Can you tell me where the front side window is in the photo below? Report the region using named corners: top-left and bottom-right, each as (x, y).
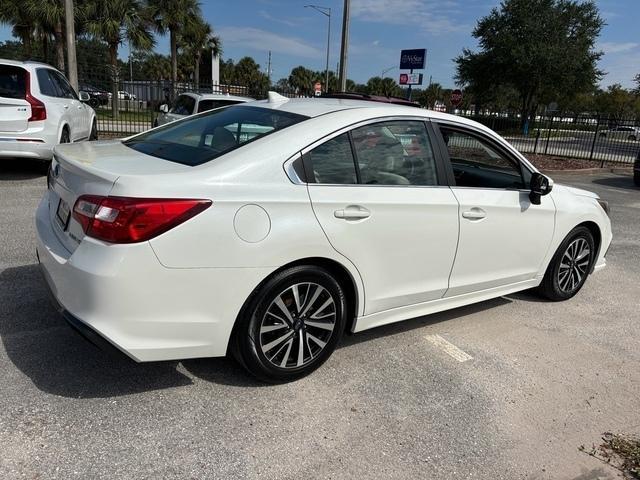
top-left (124, 105), bottom-right (308, 166)
top-left (171, 95), bottom-right (196, 115)
top-left (439, 127), bottom-right (525, 189)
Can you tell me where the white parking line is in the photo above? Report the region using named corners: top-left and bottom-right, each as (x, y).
top-left (425, 334), bottom-right (473, 362)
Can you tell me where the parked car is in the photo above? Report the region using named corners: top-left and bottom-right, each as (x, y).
top-left (36, 93), bottom-right (612, 382)
top-left (599, 125), bottom-right (640, 141)
top-left (634, 150), bottom-right (640, 186)
top-left (0, 59), bottom-right (97, 162)
top-left (79, 83), bottom-right (109, 107)
top-left (117, 90), bottom-right (136, 101)
top-left (154, 92), bottom-right (253, 127)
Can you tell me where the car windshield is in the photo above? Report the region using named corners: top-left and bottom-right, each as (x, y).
top-left (124, 105), bottom-right (308, 166)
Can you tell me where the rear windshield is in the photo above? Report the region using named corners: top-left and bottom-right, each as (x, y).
top-left (124, 105), bottom-right (308, 166)
top-left (0, 65), bottom-right (27, 99)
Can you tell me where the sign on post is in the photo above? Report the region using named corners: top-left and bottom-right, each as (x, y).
top-left (399, 73), bottom-right (423, 85)
top-left (450, 89), bottom-right (463, 107)
top-left (400, 49), bottom-right (426, 70)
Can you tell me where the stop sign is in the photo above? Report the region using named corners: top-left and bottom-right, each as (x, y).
top-left (450, 89), bottom-right (463, 107)
top-left (314, 82), bottom-right (322, 96)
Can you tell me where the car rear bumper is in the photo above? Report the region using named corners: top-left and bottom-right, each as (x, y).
top-left (0, 139), bottom-right (54, 160)
top-left (35, 192), bottom-right (273, 362)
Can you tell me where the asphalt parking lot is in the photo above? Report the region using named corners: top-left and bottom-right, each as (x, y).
top-left (1, 159), bottom-right (638, 480)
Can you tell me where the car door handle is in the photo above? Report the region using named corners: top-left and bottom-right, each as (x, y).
top-left (334, 206), bottom-right (370, 220)
top-left (63, 105), bottom-right (69, 110)
top-left (462, 208), bottom-right (486, 220)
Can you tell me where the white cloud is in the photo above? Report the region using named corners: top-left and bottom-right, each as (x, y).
top-left (599, 42), bottom-right (639, 55)
top-left (351, 0), bottom-right (468, 34)
top-left (217, 27), bottom-right (322, 59)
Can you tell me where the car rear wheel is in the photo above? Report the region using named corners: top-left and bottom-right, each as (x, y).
top-left (538, 226), bottom-right (595, 301)
top-left (232, 265), bottom-right (346, 383)
top-left (60, 128), bottom-right (70, 144)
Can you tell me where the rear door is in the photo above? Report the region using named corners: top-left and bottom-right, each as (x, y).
top-left (306, 119), bottom-right (459, 315)
top-left (49, 70), bottom-right (90, 140)
top-left (0, 64), bottom-right (30, 134)
top-left (433, 123), bottom-right (555, 296)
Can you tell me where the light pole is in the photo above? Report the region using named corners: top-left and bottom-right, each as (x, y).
top-left (338, 0), bottom-right (350, 91)
top-left (64, 0), bottom-right (78, 91)
top-left (381, 65), bottom-right (396, 79)
top-left (305, 5), bottom-right (331, 93)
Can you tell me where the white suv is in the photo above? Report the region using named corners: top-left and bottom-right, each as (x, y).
top-left (154, 92), bottom-right (253, 127)
top-left (0, 59), bottom-right (97, 162)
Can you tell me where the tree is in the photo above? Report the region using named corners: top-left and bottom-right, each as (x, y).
top-left (634, 74), bottom-right (640, 96)
top-left (0, 2), bottom-right (36, 57)
top-left (183, 19), bottom-right (221, 91)
top-left (27, 0), bottom-right (66, 72)
top-left (288, 66), bottom-right (316, 96)
top-left (415, 82), bottom-right (443, 108)
top-left (85, 0), bottom-right (155, 118)
top-left (455, 0), bottom-right (604, 125)
top-left (149, 0), bottom-right (200, 86)
top-left (365, 76), bottom-right (403, 97)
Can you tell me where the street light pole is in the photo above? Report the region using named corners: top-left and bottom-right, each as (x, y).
top-left (305, 5), bottom-right (331, 93)
top-left (64, 0), bottom-right (78, 91)
top-left (338, 0), bottom-right (350, 91)
top-left (381, 65), bottom-right (396, 78)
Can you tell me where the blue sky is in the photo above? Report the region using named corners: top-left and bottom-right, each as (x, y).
top-left (1, 0), bottom-right (638, 88)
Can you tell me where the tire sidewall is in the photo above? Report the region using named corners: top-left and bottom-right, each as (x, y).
top-left (546, 226), bottom-right (595, 300)
top-left (236, 266), bottom-right (346, 382)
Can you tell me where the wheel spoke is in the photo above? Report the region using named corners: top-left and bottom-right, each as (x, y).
top-left (309, 297), bottom-right (333, 319)
top-left (260, 323), bottom-right (289, 334)
top-left (307, 333), bottom-right (327, 349)
top-left (305, 320), bottom-right (334, 331)
top-left (291, 284), bottom-right (304, 314)
top-left (300, 285), bottom-right (323, 317)
top-left (274, 296), bottom-right (295, 327)
top-left (262, 330), bottom-right (294, 353)
top-left (279, 339), bottom-right (294, 368)
top-left (296, 329), bottom-right (305, 367)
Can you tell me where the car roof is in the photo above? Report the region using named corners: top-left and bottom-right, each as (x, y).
top-left (0, 58), bottom-right (57, 70)
top-left (241, 95), bottom-right (478, 126)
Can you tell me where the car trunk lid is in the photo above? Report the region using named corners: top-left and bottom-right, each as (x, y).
top-left (0, 64), bottom-right (30, 133)
top-left (48, 140), bottom-right (189, 253)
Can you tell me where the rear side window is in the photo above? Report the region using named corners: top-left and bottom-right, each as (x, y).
top-left (197, 99), bottom-right (244, 113)
top-left (171, 95), bottom-right (196, 115)
top-left (37, 69), bottom-right (60, 97)
top-left (307, 133), bottom-right (357, 184)
top-left (0, 65), bottom-right (26, 99)
top-left (124, 105), bottom-right (308, 166)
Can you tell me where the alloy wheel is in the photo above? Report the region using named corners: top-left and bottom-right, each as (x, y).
top-left (557, 237), bottom-right (591, 294)
top-left (259, 282), bottom-right (336, 369)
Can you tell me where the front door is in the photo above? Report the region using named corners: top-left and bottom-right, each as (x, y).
top-left (434, 124), bottom-right (555, 297)
top-left (306, 119), bottom-right (460, 315)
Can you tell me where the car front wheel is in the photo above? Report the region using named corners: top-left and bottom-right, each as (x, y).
top-left (538, 226), bottom-right (595, 301)
top-left (232, 265), bottom-right (346, 383)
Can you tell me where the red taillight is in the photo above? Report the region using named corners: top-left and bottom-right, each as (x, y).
top-left (25, 71), bottom-right (46, 122)
top-left (72, 196), bottom-right (212, 244)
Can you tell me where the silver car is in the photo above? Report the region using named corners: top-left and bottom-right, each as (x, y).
top-left (599, 125), bottom-right (640, 141)
top-left (154, 92), bottom-right (253, 127)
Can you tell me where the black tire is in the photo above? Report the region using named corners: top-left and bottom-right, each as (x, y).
top-left (60, 127), bottom-right (70, 144)
top-left (538, 226), bottom-right (596, 301)
top-left (232, 265), bottom-right (346, 383)
top-left (89, 119), bottom-right (98, 140)
top-left (634, 171), bottom-right (640, 187)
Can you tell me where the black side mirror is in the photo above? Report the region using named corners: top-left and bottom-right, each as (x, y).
top-left (530, 172), bottom-right (553, 205)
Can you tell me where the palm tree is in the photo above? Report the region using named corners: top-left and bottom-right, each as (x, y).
top-left (183, 19), bottom-right (221, 91)
top-left (26, 0), bottom-right (66, 71)
top-left (0, 3), bottom-right (35, 57)
top-left (85, 0), bottom-right (154, 118)
top-left (149, 0), bottom-right (201, 87)
top-left (288, 66), bottom-right (315, 96)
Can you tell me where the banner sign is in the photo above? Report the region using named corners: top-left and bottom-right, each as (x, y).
top-left (400, 49), bottom-right (426, 70)
top-left (399, 73), bottom-right (423, 85)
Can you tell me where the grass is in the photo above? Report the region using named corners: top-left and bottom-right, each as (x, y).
top-left (579, 433), bottom-right (640, 478)
top-left (94, 108), bottom-right (154, 122)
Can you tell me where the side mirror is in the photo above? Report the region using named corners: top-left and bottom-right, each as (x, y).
top-left (79, 91), bottom-right (91, 102)
top-left (159, 104), bottom-right (169, 114)
top-left (530, 172), bottom-right (553, 205)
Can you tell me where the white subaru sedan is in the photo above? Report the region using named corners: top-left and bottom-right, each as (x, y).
top-left (36, 93), bottom-right (612, 382)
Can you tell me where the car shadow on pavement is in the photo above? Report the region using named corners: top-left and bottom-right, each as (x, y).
top-left (0, 158), bottom-right (48, 181)
top-left (0, 264), bottom-right (194, 398)
top-left (592, 175), bottom-right (639, 191)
